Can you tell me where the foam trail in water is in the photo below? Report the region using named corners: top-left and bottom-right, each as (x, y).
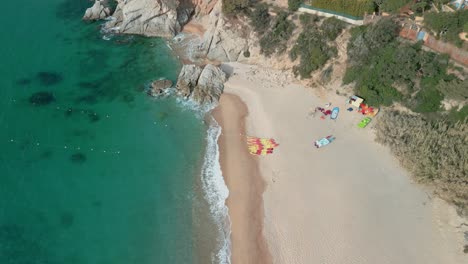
top-left (201, 117), bottom-right (231, 264)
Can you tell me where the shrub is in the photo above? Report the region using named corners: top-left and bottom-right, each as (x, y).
top-left (413, 86), bottom-right (443, 113)
top-left (260, 12), bottom-right (295, 56)
top-left (290, 25), bottom-right (337, 78)
top-left (250, 3), bottom-right (271, 34)
top-left (222, 0), bottom-right (249, 16)
top-left (320, 17), bottom-right (346, 41)
top-left (375, 111), bottom-right (468, 215)
top-left (299, 13), bottom-right (320, 26)
top-left (288, 0), bottom-right (303, 11)
top-left (424, 10), bottom-right (468, 47)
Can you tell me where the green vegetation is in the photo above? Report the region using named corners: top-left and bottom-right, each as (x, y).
top-left (346, 18), bottom-right (467, 213)
top-left (259, 12), bottom-right (296, 56)
top-left (375, 111), bottom-right (468, 215)
top-left (288, 0), bottom-right (303, 11)
top-left (250, 3), bottom-right (271, 34)
top-left (424, 9), bottom-right (468, 47)
top-left (344, 18), bottom-right (463, 112)
top-left (373, 0), bottom-right (410, 13)
top-left (222, 0), bottom-right (249, 16)
top-left (305, 0), bottom-right (374, 17)
top-left (290, 15), bottom-right (345, 78)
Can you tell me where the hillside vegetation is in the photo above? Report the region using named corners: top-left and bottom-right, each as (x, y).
top-left (345, 18), bottom-right (467, 214)
top-left (344, 18), bottom-right (466, 115)
top-left (290, 15), bottom-right (345, 78)
top-left (375, 111), bottom-right (468, 215)
top-left (424, 9), bottom-right (468, 47)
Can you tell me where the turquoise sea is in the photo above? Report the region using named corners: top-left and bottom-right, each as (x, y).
top-left (0, 0), bottom-right (228, 263)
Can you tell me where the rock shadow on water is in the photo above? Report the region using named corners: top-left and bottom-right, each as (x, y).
top-left (16, 78), bottom-right (32, 86)
top-left (39, 150), bottom-right (53, 159)
top-left (70, 152), bottom-right (86, 164)
top-left (37, 72), bottom-right (63, 86)
top-left (59, 212), bottom-right (74, 229)
top-left (87, 111), bottom-right (100, 123)
top-left (56, 0), bottom-right (90, 21)
top-left (29, 91), bottom-right (56, 106)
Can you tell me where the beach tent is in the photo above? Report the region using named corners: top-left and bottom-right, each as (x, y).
top-left (358, 103), bottom-right (379, 117)
top-left (348, 95), bottom-right (363, 108)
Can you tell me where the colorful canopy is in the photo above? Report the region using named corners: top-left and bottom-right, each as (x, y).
top-left (246, 136), bottom-right (279, 156)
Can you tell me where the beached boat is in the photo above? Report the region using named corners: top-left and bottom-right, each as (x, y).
top-left (314, 135), bottom-right (335, 148)
top-left (330, 107), bottom-right (339, 120)
top-left (358, 117), bottom-right (372, 128)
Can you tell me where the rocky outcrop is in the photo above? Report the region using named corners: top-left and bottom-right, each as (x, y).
top-left (176, 0), bottom-right (249, 62)
top-left (149, 79), bottom-right (173, 96)
top-left (104, 0), bottom-right (194, 38)
top-left (150, 64), bottom-right (226, 104)
top-left (188, 64), bottom-right (226, 103)
top-left (83, 0), bottom-right (111, 21)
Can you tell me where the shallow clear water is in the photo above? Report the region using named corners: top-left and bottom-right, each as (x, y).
top-left (0, 0), bottom-right (212, 263)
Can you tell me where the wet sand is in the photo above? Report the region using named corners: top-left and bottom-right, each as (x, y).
top-left (212, 94), bottom-right (272, 264)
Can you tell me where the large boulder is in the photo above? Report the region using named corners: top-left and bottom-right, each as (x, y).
top-left (149, 79), bottom-right (173, 96)
top-left (104, 0), bottom-right (194, 38)
top-left (83, 0), bottom-right (111, 21)
top-left (176, 64), bottom-right (203, 98)
top-left (175, 64), bottom-right (226, 104)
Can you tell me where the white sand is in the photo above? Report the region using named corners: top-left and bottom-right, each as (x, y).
top-left (220, 62), bottom-right (468, 264)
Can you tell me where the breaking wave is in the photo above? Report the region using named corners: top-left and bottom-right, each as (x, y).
top-left (201, 118), bottom-right (231, 264)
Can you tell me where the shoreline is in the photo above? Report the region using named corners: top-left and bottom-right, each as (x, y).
top-left (215, 62), bottom-right (467, 264)
top-left (212, 94), bottom-right (272, 264)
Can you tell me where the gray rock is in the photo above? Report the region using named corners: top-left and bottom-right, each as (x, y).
top-left (104, 0), bottom-right (194, 38)
top-left (175, 64), bottom-right (226, 104)
top-left (176, 65), bottom-right (203, 98)
top-left (83, 0), bottom-right (111, 21)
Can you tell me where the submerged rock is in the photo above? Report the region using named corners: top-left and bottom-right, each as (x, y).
top-left (70, 153), bottom-right (86, 164)
top-left (37, 72), bottom-right (63, 86)
top-left (83, 0), bottom-right (111, 21)
top-left (29, 91), bottom-right (56, 106)
top-left (16, 78), bottom-right (31, 86)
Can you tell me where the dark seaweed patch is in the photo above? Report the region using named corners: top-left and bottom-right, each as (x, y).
top-left (16, 78), bottom-right (31, 86)
top-left (78, 81), bottom-right (101, 89)
top-left (64, 107), bottom-right (74, 117)
top-left (87, 111), bottom-right (100, 123)
top-left (39, 150), bottom-right (53, 159)
top-left (0, 224), bottom-right (50, 263)
top-left (92, 200), bottom-right (102, 208)
top-left (59, 212), bottom-right (74, 228)
top-left (121, 93), bottom-right (135, 103)
top-left (37, 72), bottom-right (63, 86)
top-left (157, 112), bottom-right (169, 121)
top-left (70, 152), bottom-right (86, 164)
top-left (75, 94), bottom-right (98, 104)
top-left (29, 91), bottom-right (55, 106)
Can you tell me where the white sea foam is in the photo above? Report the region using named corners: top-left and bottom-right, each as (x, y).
top-left (201, 118), bottom-right (231, 264)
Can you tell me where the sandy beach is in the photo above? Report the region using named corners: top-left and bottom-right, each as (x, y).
top-left (212, 94), bottom-right (272, 264)
top-left (214, 62), bottom-right (468, 264)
